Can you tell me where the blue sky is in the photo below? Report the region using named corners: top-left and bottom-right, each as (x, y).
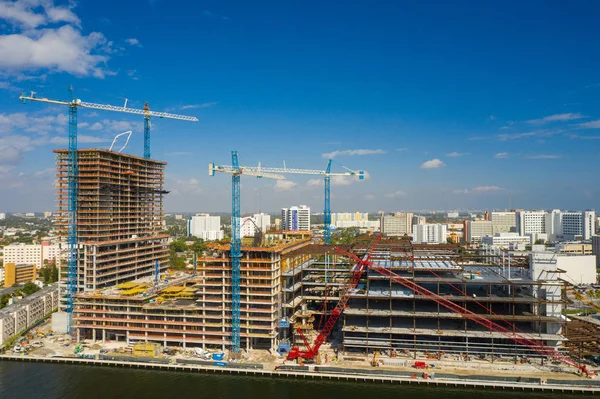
top-left (1, 1), bottom-right (599, 213)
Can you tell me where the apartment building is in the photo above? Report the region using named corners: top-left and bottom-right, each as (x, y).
top-left (281, 206), bottom-right (310, 231)
top-left (380, 212), bottom-right (413, 236)
top-left (187, 214), bottom-right (224, 240)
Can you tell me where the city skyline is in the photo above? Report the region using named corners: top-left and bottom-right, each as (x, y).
top-left (1, 1), bottom-right (600, 212)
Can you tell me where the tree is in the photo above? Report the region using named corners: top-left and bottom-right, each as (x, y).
top-left (534, 239), bottom-right (545, 245)
top-left (22, 282), bottom-right (40, 296)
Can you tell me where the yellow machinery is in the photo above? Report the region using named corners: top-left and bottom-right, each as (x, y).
top-left (370, 350), bottom-right (380, 367)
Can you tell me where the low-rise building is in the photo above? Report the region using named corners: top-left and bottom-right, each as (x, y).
top-left (381, 212), bottom-right (413, 236)
top-left (481, 233), bottom-right (530, 249)
top-left (4, 263), bottom-right (37, 287)
top-left (0, 284), bottom-right (59, 344)
top-left (554, 242), bottom-right (593, 255)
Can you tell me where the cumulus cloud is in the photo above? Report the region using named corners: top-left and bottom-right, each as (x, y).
top-left (527, 113), bottom-right (584, 125)
top-left (273, 180), bottom-right (297, 191)
top-left (494, 152), bottom-right (509, 159)
top-left (446, 152), bottom-right (465, 157)
top-left (0, 1), bottom-right (113, 78)
top-left (322, 149), bottom-right (385, 158)
top-left (125, 38), bottom-right (142, 47)
top-left (420, 159), bottom-right (445, 169)
top-left (384, 190), bottom-right (406, 198)
top-left (0, 0), bottom-right (80, 28)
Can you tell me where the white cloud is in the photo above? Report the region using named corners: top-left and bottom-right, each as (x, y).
top-left (498, 129), bottom-right (560, 140)
top-left (127, 70), bottom-right (139, 80)
top-left (0, 2), bottom-right (112, 78)
top-left (578, 120), bottom-right (600, 129)
top-left (180, 102), bottom-right (217, 110)
top-left (89, 122), bottom-right (103, 131)
top-left (454, 185), bottom-right (503, 194)
top-left (384, 190), bottom-right (406, 198)
top-left (322, 149), bottom-right (385, 158)
top-left (494, 152), bottom-right (509, 159)
top-left (167, 176), bottom-right (202, 196)
top-left (527, 113), bottom-right (584, 125)
top-left (420, 159), bottom-right (445, 169)
top-left (125, 38), bottom-right (142, 47)
top-left (0, 0), bottom-right (80, 28)
top-left (49, 134), bottom-right (109, 145)
top-left (364, 194), bottom-right (375, 200)
top-left (488, 115), bottom-right (497, 121)
top-left (306, 179), bottom-right (322, 188)
top-left (446, 152), bottom-right (465, 157)
top-left (524, 154), bottom-right (562, 159)
top-left (473, 185), bottom-right (502, 192)
top-left (273, 180), bottom-right (297, 191)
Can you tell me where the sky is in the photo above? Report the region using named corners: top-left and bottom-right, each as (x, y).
top-left (1, 1), bottom-right (600, 213)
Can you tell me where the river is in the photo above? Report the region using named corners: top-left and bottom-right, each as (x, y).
top-left (0, 362), bottom-right (586, 399)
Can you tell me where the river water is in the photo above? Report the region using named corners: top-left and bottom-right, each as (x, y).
top-left (0, 362), bottom-right (586, 399)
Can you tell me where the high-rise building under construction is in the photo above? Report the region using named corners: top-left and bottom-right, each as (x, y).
top-left (54, 149), bottom-right (169, 309)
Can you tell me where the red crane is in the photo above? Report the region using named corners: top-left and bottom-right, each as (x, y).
top-left (286, 235), bottom-right (381, 361)
top-left (335, 247), bottom-right (589, 376)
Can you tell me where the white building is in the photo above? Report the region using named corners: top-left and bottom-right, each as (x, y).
top-left (530, 253), bottom-right (596, 285)
top-left (517, 210), bottom-right (595, 242)
top-left (381, 212), bottom-right (413, 236)
top-left (447, 212), bottom-right (459, 218)
top-left (491, 212), bottom-right (516, 234)
top-left (546, 210), bottom-right (595, 241)
top-left (187, 213), bottom-right (224, 241)
top-left (281, 205), bottom-right (310, 231)
top-left (41, 242), bottom-right (63, 265)
top-left (335, 220), bottom-right (380, 230)
top-left (253, 213), bottom-right (271, 234)
top-left (516, 211), bottom-right (546, 236)
top-left (466, 221), bottom-right (493, 244)
top-left (0, 267), bottom-right (4, 283)
top-left (413, 224), bottom-right (447, 244)
top-left (0, 213), bottom-right (5, 220)
top-left (411, 216), bottom-right (427, 232)
top-left (3, 243), bottom-right (43, 269)
top-left (331, 212), bottom-right (369, 224)
top-left (481, 233), bottom-right (530, 249)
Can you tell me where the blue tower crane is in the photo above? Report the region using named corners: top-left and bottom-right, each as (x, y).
top-left (209, 152), bottom-right (285, 354)
top-left (216, 160), bottom-right (365, 244)
top-left (19, 88), bottom-right (197, 333)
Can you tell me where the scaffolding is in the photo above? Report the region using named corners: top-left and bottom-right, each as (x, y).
top-left (54, 149), bottom-right (169, 304)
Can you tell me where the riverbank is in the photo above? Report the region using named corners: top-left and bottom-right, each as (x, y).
top-left (2, 354), bottom-right (599, 395)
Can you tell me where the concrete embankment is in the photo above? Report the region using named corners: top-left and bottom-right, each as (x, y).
top-left (1, 354), bottom-right (599, 394)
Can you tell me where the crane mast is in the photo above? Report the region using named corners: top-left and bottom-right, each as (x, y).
top-left (208, 152), bottom-right (284, 355)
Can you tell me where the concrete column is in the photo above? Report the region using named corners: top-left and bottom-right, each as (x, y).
top-left (102, 329), bottom-right (106, 343)
top-left (92, 328), bottom-right (96, 343)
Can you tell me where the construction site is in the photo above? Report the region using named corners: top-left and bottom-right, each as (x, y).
top-left (54, 149), bottom-right (170, 299)
top-left (8, 91), bottom-right (600, 386)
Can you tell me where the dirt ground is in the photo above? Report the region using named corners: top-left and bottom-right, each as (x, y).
top-left (8, 320), bottom-right (592, 381)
